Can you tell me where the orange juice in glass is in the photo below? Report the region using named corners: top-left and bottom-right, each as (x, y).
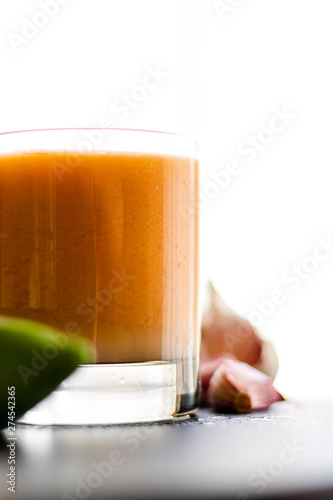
top-left (0, 129), bottom-right (200, 424)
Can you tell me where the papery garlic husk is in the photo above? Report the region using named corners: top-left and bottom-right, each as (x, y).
top-left (207, 358), bottom-right (283, 413)
top-left (201, 282), bottom-right (279, 381)
top-left (200, 353), bottom-right (236, 405)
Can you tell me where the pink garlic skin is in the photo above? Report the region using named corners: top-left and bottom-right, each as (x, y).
top-left (207, 358), bottom-right (283, 412)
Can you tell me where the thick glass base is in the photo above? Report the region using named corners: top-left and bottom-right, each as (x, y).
top-left (18, 362), bottom-right (183, 426)
top-left (178, 389), bottom-right (200, 415)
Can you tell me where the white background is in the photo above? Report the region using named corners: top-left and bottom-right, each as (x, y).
top-left (0, 0), bottom-right (332, 401)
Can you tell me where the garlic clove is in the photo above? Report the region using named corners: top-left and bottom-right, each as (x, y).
top-left (207, 358), bottom-right (283, 413)
top-left (201, 282), bottom-right (278, 380)
top-left (200, 353), bottom-right (236, 405)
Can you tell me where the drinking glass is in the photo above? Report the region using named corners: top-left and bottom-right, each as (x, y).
top-left (0, 128), bottom-right (200, 424)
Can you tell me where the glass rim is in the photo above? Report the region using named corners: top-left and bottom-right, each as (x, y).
top-left (0, 127), bottom-right (199, 147)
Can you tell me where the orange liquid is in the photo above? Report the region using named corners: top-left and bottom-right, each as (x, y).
top-left (0, 152), bottom-right (199, 369)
